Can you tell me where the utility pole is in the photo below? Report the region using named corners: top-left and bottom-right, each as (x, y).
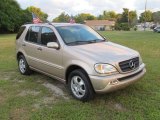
top-left (128, 10), bottom-right (130, 26)
top-left (144, 0), bottom-right (147, 31)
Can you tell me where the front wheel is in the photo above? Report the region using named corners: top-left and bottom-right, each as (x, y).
top-left (68, 69), bottom-right (94, 101)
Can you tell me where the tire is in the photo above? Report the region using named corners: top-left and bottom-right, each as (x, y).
top-left (18, 55), bottom-right (32, 75)
top-left (68, 69), bottom-right (94, 102)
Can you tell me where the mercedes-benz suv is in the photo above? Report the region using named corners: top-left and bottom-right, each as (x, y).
top-left (16, 23), bottom-right (146, 101)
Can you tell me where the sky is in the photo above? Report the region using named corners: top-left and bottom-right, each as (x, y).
top-left (16, 0), bottom-right (160, 20)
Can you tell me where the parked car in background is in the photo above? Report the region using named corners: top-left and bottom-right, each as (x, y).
top-left (153, 26), bottom-right (160, 33)
top-left (16, 23), bottom-right (146, 101)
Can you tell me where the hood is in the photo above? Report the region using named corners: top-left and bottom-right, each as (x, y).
top-left (70, 42), bottom-right (139, 63)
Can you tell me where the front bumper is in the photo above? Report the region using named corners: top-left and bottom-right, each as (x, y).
top-left (89, 63), bottom-right (146, 93)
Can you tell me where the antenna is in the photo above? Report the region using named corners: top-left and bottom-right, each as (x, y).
top-left (45, 20), bottom-right (52, 25)
top-left (44, 20), bottom-right (57, 27)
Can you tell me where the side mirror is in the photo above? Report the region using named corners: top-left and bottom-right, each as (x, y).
top-left (47, 42), bottom-right (59, 49)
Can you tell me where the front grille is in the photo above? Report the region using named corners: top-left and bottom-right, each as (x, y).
top-left (119, 57), bottom-right (139, 72)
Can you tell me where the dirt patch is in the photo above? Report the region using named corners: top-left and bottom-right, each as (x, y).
top-left (0, 95), bottom-right (4, 104)
top-left (17, 90), bottom-right (40, 97)
top-left (42, 83), bottom-right (69, 100)
top-left (33, 96), bottom-right (58, 109)
top-left (0, 71), bottom-right (16, 80)
top-left (0, 90), bottom-right (6, 103)
top-left (17, 80), bottom-right (25, 83)
top-left (107, 101), bottom-right (127, 111)
top-left (0, 74), bottom-right (11, 80)
top-left (114, 103), bottom-right (125, 111)
top-left (9, 108), bottom-right (28, 120)
top-left (33, 103), bottom-right (41, 109)
top-left (43, 96), bottom-right (56, 104)
top-left (13, 78), bottom-right (26, 83)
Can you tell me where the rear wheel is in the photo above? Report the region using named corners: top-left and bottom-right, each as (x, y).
top-left (18, 55), bottom-right (32, 75)
top-left (68, 69), bottom-right (94, 101)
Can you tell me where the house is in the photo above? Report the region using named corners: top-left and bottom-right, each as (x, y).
top-left (85, 20), bottom-right (115, 31)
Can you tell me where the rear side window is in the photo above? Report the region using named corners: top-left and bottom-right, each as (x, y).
top-left (40, 27), bottom-right (58, 46)
top-left (25, 26), bottom-right (40, 43)
top-left (16, 26), bottom-right (26, 40)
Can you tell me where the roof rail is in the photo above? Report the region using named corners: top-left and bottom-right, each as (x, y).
top-left (24, 22), bottom-right (32, 25)
top-left (23, 21), bottom-right (55, 27)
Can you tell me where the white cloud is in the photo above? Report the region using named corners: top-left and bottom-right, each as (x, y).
top-left (16, 0), bottom-right (160, 20)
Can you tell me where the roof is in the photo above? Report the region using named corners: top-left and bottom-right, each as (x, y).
top-left (52, 23), bottom-right (81, 27)
top-left (85, 20), bottom-right (115, 26)
top-left (23, 22), bottom-right (82, 27)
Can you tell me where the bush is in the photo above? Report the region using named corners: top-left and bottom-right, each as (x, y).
top-left (115, 23), bottom-right (130, 31)
top-left (134, 26), bottom-right (137, 31)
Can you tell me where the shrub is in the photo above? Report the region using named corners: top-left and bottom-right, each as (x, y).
top-left (115, 23), bottom-right (130, 31)
top-left (134, 26), bottom-right (137, 31)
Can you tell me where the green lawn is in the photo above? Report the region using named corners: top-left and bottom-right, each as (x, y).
top-left (0, 31), bottom-right (160, 120)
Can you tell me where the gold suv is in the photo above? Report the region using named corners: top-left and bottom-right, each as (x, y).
top-left (16, 23), bottom-right (146, 101)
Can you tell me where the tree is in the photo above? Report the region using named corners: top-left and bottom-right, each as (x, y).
top-left (0, 1), bottom-right (37, 33)
top-left (116, 14), bottom-right (122, 22)
top-left (98, 11), bottom-right (117, 20)
top-left (153, 11), bottom-right (160, 24)
top-left (97, 15), bottom-right (103, 20)
top-left (129, 11), bottom-right (137, 26)
top-left (75, 13), bottom-right (96, 23)
top-left (115, 8), bottom-right (134, 31)
top-left (116, 8), bottom-right (137, 28)
top-left (20, 10), bottom-right (32, 24)
top-left (139, 10), bottom-right (153, 22)
top-left (53, 12), bottom-right (70, 22)
top-left (121, 8), bottom-right (129, 23)
top-left (0, 0), bottom-right (22, 32)
top-left (26, 6), bottom-right (48, 21)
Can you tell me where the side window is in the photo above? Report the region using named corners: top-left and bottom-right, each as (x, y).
top-left (41, 27), bottom-right (58, 46)
top-left (25, 26), bottom-right (40, 43)
top-left (16, 26), bottom-right (26, 40)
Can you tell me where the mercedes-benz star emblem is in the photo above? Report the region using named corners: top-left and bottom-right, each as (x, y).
top-left (129, 60), bottom-right (135, 69)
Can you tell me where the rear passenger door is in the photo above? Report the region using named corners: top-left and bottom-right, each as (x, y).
top-left (23, 26), bottom-right (42, 68)
top-left (37, 26), bottom-right (63, 78)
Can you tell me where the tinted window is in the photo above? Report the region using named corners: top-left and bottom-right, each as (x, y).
top-left (40, 27), bottom-right (58, 46)
top-left (16, 26), bottom-right (26, 40)
top-left (25, 26), bottom-right (40, 43)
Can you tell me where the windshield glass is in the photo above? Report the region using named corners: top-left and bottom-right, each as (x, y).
top-left (56, 25), bottom-right (105, 45)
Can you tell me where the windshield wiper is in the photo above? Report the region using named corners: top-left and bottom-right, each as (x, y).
top-left (67, 39), bottom-right (105, 45)
top-left (88, 39), bottom-right (105, 43)
top-left (67, 41), bottom-right (91, 45)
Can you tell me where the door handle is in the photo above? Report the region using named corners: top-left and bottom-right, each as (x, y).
top-left (22, 43), bottom-right (26, 46)
top-left (37, 47), bottom-right (42, 51)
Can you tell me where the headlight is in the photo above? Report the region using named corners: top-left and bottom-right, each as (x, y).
top-left (139, 56), bottom-right (143, 65)
top-left (94, 64), bottom-right (117, 74)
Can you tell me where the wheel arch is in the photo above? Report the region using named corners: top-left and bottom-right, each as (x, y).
top-left (65, 64), bottom-right (95, 92)
top-left (65, 65), bottom-right (88, 84)
top-left (16, 52), bottom-right (24, 60)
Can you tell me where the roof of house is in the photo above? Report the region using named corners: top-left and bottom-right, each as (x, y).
top-left (85, 20), bottom-right (115, 26)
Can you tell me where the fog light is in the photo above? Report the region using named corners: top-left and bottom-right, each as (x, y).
top-left (109, 79), bottom-right (119, 85)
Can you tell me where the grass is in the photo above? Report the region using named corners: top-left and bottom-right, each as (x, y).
top-left (0, 31), bottom-right (160, 120)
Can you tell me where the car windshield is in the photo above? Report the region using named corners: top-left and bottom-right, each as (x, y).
top-left (56, 25), bottom-right (105, 45)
